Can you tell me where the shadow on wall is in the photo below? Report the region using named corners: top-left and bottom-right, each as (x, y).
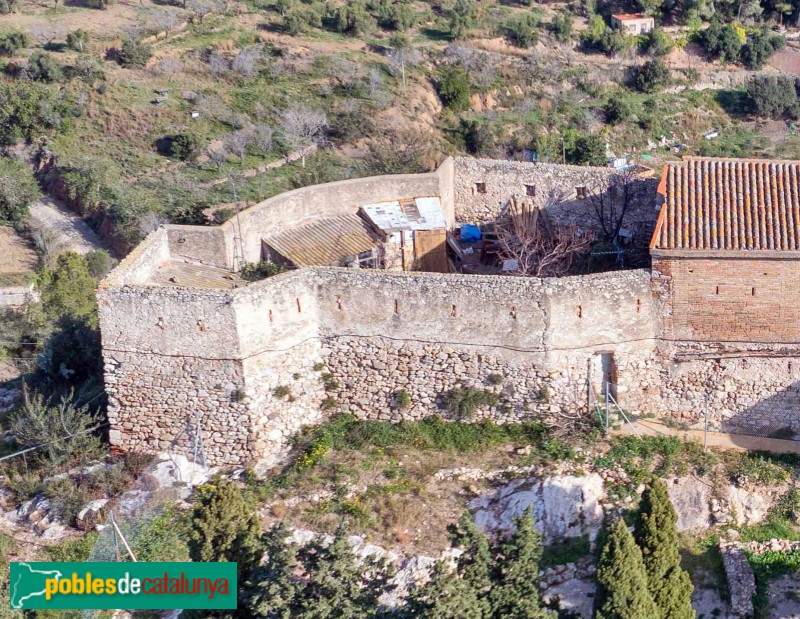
top-left (720, 379), bottom-right (800, 445)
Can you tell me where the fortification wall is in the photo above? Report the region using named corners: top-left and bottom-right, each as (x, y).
top-left (314, 268), bottom-right (661, 425)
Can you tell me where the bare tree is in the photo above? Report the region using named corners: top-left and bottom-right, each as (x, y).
top-left (207, 147), bottom-right (229, 170)
top-left (585, 169), bottom-right (647, 246)
top-left (189, 0), bottom-right (220, 22)
top-left (207, 51), bottom-right (228, 75)
top-left (159, 57), bottom-right (182, 81)
top-left (231, 46), bottom-right (261, 77)
top-left (224, 129), bottom-right (251, 164)
top-left (496, 199), bottom-right (594, 277)
top-left (387, 35), bottom-right (420, 94)
top-left (252, 124), bottom-right (273, 157)
top-left (150, 9), bottom-right (182, 38)
top-left (278, 105), bottom-right (327, 167)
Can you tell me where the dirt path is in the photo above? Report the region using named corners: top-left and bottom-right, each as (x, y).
top-left (28, 196), bottom-right (102, 256)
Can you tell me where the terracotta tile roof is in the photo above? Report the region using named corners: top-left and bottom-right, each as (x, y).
top-left (611, 13), bottom-right (651, 20)
top-left (651, 157), bottom-right (800, 251)
top-left (263, 214), bottom-right (379, 267)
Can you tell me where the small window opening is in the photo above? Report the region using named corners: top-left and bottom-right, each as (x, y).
top-left (525, 184), bottom-right (536, 197)
top-left (475, 182), bottom-right (487, 194)
top-left (576, 186), bottom-right (588, 199)
top-left (751, 287), bottom-right (756, 296)
top-left (636, 299), bottom-right (641, 313)
top-left (715, 286), bottom-right (720, 295)
top-left (451, 304), bottom-right (457, 317)
top-left (577, 305), bottom-right (583, 318)
top-left (394, 300), bottom-right (399, 315)
top-left (296, 298), bottom-right (302, 313)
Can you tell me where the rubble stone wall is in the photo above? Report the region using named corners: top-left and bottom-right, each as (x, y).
top-left (452, 158), bottom-right (661, 247)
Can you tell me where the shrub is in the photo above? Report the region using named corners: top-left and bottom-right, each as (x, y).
top-left (747, 75), bottom-right (798, 119)
top-left (37, 252), bottom-right (98, 325)
top-left (633, 58), bottom-right (670, 93)
top-left (241, 260), bottom-right (288, 281)
top-left (741, 27), bottom-right (785, 70)
top-left (321, 396), bottom-right (338, 411)
top-left (568, 133), bottom-right (606, 166)
top-left (333, 0), bottom-right (376, 36)
top-left (641, 27), bottom-right (674, 57)
top-left (701, 20), bottom-right (742, 63)
top-left (458, 118), bottom-right (496, 155)
top-left (283, 2), bottom-right (323, 35)
top-left (321, 373), bottom-right (340, 390)
top-left (38, 316), bottom-right (102, 386)
top-left (23, 51), bottom-right (64, 83)
top-left (447, 0), bottom-right (476, 40)
top-left (504, 13), bottom-right (540, 48)
top-left (156, 133), bottom-right (199, 161)
top-left (273, 385), bottom-right (292, 399)
top-left (0, 83), bottom-right (78, 145)
top-left (117, 37), bottom-right (152, 68)
top-left (605, 96), bottom-right (635, 124)
top-left (437, 66), bottom-right (471, 112)
top-left (487, 373), bottom-right (504, 385)
top-left (66, 29), bottom-right (90, 52)
top-left (550, 13), bottom-right (573, 42)
top-left (394, 389), bottom-right (411, 408)
top-left (0, 30), bottom-right (28, 56)
top-left (444, 386), bottom-right (501, 420)
top-left (7, 392), bottom-right (102, 467)
top-left (85, 249), bottom-right (117, 279)
top-left (0, 157), bottom-right (40, 224)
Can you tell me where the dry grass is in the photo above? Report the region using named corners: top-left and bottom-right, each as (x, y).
top-left (259, 443), bottom-right (522, 556)
top-left (0, 227), bottom-right (37, 279)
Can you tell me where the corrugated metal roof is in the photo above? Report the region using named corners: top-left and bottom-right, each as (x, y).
top-left (651, 157), bottom-right (800, 251)
top-left (264, 214), bottom-right (379, 267)
top-left (361, 196), bottom-right (446, 232)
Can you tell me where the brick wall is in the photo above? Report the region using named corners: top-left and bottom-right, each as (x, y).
top-left (653, 255), bottom-right (800, 342)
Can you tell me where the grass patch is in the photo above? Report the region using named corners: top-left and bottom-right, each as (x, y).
top-left (747, 549), bottom-right (800, 619)
top-left (541, 534), bottom-right (590, 568)
top-left (680, 533), bottom-right (728, 601)
top-left (740, 488), bottom-right (800, 543)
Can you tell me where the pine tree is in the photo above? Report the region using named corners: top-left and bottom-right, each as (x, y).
top-left (404, 561), bottom-right (485, 619)
top-left (633, 479), bottom-right (695, 619)
top-left (296, 522), bottom-right (385, 618)
top-left (595, 518), bottom-right (658, 619)
top-left (488, 507), bottom-right (546, 619)
top-left (248, 522), bottom-right (298, 619)
top-left (448, 511), bottom-right (493, 614)
top-left (188, 481), bottom-right (263, 579)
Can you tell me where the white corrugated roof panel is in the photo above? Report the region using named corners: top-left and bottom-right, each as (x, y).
top-left (361, 197), bottom-right (445, 232)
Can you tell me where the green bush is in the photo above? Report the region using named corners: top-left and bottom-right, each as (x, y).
top-left (85, 249), bottom-right (117, 279)
top-left (66, 29), bottom-right (90, 52)
top-left (118, 38), bottom-right (152, 67)
top-left (550, 13), bottom-right (573, 42)
top-left (394, 389), bottom-right (411, 408)
top-left (633, 59), bottom-right (670, 93)
top-left (0, 81), bottom-right (75, 145)
top-left (747, 74), bottom-right (798, 119)
top-left (742, 28), bottom-right (785, 70)
top-left (332, 0), bottom-right (376, 36)
top-left (504, 13), bottom-right (540, 48)
top-left (37, 252), bottom-right (98, 325)
top-left (0, 157), bottom-right (40, 224)
top-left (0, 30), bottom-right (28, 56)
top-left (605, 96), bottom-right (635, 124)
top-left (24, 51), bottom-right (64, 83)
top-left (640, 27), bottom-right (674, 57)
top-left (701, 20), bottom-right (742, 63)
top-left (437, 66), bottom-right (471, 112)
top-left (444, 386), bottom-right (501, 420)
top-left (157, 133), bottom-right (199, 161)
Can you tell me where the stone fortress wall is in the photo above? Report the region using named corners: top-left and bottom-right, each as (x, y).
top-left (98, 157), bottom-right (800, 468)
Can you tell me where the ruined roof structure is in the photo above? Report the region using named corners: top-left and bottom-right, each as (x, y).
top-left (651, 157), bottom-right (800, 251)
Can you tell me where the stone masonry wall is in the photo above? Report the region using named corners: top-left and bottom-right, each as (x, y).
top-left (452, 158), bottom-right (661, 248)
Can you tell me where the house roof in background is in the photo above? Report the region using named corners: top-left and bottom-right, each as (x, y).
top-left (651, 157), bottom-right (800, 251)
top-left (611, 13), bottom-right (652, 20)
top-left (361, 196), bottom-right (446, 232)
top-left (263, 214), bottom-right (379, 267)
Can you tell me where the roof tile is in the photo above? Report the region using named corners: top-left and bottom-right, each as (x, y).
top-left (651, 157), bottom-right (800, 251)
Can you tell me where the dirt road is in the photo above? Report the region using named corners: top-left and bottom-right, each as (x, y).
top-left (28, 196), bottom-right (102, 256)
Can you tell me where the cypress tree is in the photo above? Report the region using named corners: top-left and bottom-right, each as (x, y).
top-left (189, 481), bottom-right (262, 577)
top-left (595, 518), bottom-right (658, 619)
top-left (488, 506), bottom-right (546, 619)
top-left (448, 510), bottom-right (493, 614)
top-left (296, 522), bottom-right (384, 618)
top-left (404, 560), bottom-right (485, 619)
top-left (248, 522), bottom-right (298, 619)
top-left (633, 479), bottom-right (695, 619)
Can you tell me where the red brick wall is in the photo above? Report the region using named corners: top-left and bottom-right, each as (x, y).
top-left (653, 256), bottom-right (800, 342)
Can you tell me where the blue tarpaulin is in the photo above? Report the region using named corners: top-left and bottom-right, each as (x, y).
top-left (461, 224), bottom-right (481, 242)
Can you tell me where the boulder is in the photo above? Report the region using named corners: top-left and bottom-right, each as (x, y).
top-left (668, 477), bottom-right (712, 531)
top-left (77, 498), bottom-right (111, 530)
top-left (470, 474), bottom-right (605, 543)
